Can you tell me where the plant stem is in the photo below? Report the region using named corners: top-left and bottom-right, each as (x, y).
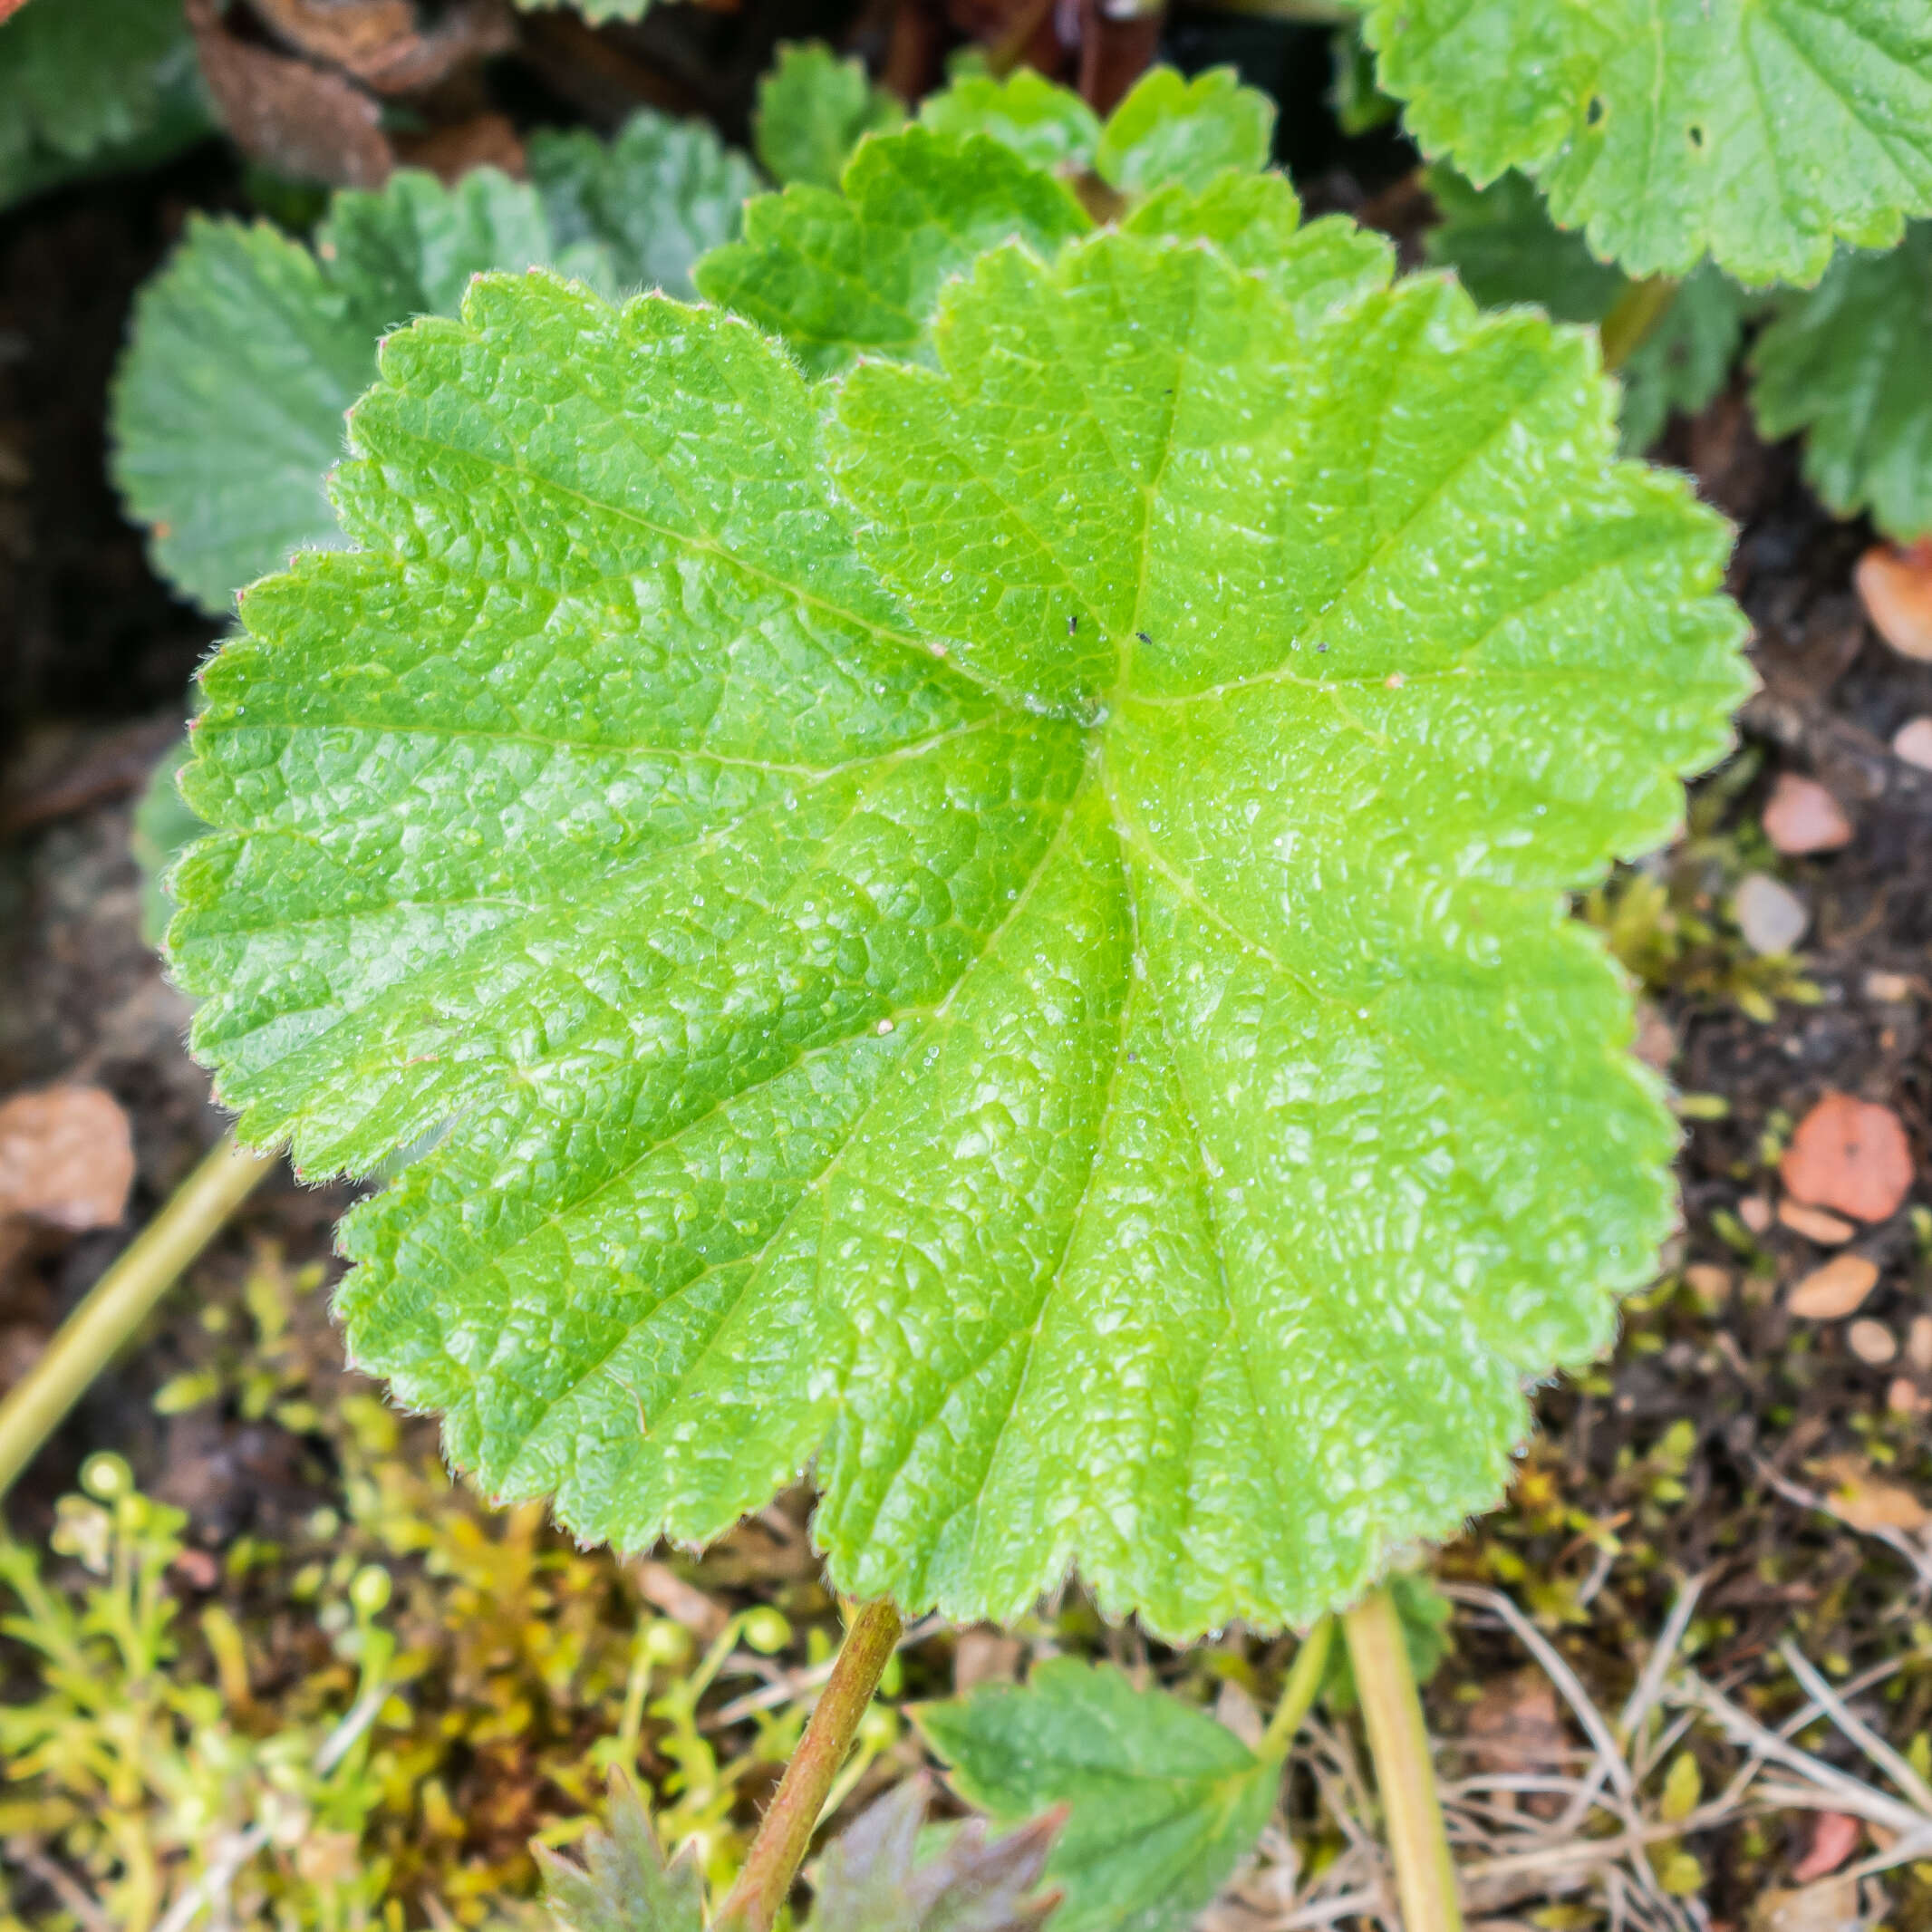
top-left (1345, 1588), bottom-right (1463, 1932)
top-left (716, 1597), bottom-right (903, 1932)
top-left (1599, 276), bottom-right (1678, 372)
top-left (1260, 1612), bottom-right (1334, 1760)
top-left (0, 1131), bottom-right (275, 1502)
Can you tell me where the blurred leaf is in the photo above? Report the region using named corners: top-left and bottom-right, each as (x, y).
top-left (1425, 163), bottom-right (1749, 450)
top-left (754, 40), bottom-right (903, 190)
top-left (918, 62), bottom-right (1100, 174)
top-left (1094, 65), bottom-right (1274, 196)
top-left (536, 1773), bottom-right (704, 1932)
top-left (130, 729), bottom-right (206, 945)
top-left (1368, 0), bottom-right (1932, 285)
top-left (919, 1660), bottom-right (1274, 1932)
top-left (1751, 225), bottom-right (1932, 542)
top-left (0, 0), bottom-right (212, 210)
top-left (529, 109), bottom-right (760, 301)
top-left (807, 1774), bottom-right (1060, 1931)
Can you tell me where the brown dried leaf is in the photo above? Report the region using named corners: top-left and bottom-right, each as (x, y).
top-left (189, 0), bottom-right (391, 187)
top-left (248, 0), bottom-right (514, 94)
top-left (0, 1085), bottom-right (135, 1232)
top-left (1781, 1093), bottom-right (1916, 1223)
top-left (1753, 1877), bottom-right (1860, 1932)
top-left (1811, 1453), bottom-right (1930, 1532)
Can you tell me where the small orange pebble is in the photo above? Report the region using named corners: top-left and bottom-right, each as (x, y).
top-left (1856, 538), bottom-right (1932, 662)
top-left (1787, 1253), bottom-right (1879, 1319)
top-left (1848, 1319), bottom-right (1898, 1366)
top-left (1761, 773), bottom-right (1853, 855)
top-left (1776, 1198), bottom-right (1856, 1245)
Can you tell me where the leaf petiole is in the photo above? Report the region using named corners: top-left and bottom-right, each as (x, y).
top-left (1258, 1612), bottom-right (1334, 1762)
top-left (1345, 1587), bottom-right (1463, 1932)
top-left (1599, 275), bottom-right (1678, 372)
top-left (715, 1597), bottom-right (904, 1932)
top-left (0, 1132), bottom-right (275, 1503)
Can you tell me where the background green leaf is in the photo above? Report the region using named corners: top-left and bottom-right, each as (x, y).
top-left (1424, 164), bottom-right (1751, 450)
top-left (1368, 0), bottom-right (1932, 285)
top-left (526, 112), bottom-right (760, 299)
top-left (113, 117), bottom-right (754, 613)
top-left (918, 63), bottom-right (1101, 175)
top-left (755, 40), bottom-right (905, 189)
top-left (0, 0), bottom-right (212, 210)
top-left (171, 218), bottom-right (1747, 1637)
top-left (1750, 225), bottom-right (1932, 541)
top-left (919, 1658), bottom-right (1277, 1932)
top-left (694, 126), bottom-right (1091, 374)
top-left (1093, 65), bottom-right (1274, 196)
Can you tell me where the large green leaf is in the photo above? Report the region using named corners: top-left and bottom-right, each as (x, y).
top-left (1751, 225), bottom-right (1932, 541)
top-left (694, 126), bottom-right (1093, 375)
top-left (169, 217), bottom-right (1747, 1638)
top-left (0, 0), bottom-right (211, 209)
top-left (1424, 164), bottom-right (1753, 451)
top-left (754, 40), bottom-right (905, 190)
top-left (113, 118), bottom-right (754, 615)
top-left (1367, 0), bottom-right (1932, 286)
top-left (919, 1659), bottom-right (1278, 1932)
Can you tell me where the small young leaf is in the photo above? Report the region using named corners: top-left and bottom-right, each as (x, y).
top-left (536, 1773), bottom-right (704, 1932)
top-left (1750, 225), bottom-right (1932, 541)
top-left (694, 126), bottom-right (1091, 375)
top-left (918, 63), bottom-right (1101, 176)
top-left (1093, 65), bottom-right (1274, 197)
top-left (526, 111), bottom-right (758, 302)
top-left (807, 1773), bottom-right (1060, 1931)
top-left (919, 1659), bottom-right (1276, 1932)
top-left (0, 0), bottom-right (211, 209)
top-left (755, 40), bottom-right (905, 190)
top-left (1367, 0), bottom-right (1932, 285)
top-left (170, 208), bottom-right (1747, 1637)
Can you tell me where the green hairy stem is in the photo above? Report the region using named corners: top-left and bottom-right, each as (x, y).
top-left (717, 1598), bottom-right (905, 1930)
